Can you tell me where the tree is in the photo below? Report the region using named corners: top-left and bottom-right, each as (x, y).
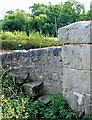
top-left (6, 10), bottom-right (14, 15)
top-left (29, 3), bottom-right (48, 17)
top-left (86, 1), bottom-right (92, 20)
top-left (2, 10), bottom-right (30, 36)
top-left (2, 0), bottom-right (90, 37)
top-left (29, 1), bottom-right (86, 36)
top-left (0, 19), bottom-right (3, 31)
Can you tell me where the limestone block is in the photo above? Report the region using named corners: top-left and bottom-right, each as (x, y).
top-left (81, 44), bottom-right (92, 70)
top-left (61, 45), bottom-right (82, 69)
top-left (58, 21), bottom-right (91, 44)
top-left (9, 69), bottom-right (28, 80)
top-left (61, 44), bottom-right (92, 70)
top-left (84, 94), bottom-right (92, 114)
top-left (23, 81), bottom-right (43, 96)
top-left (38, 95), bottom-right (54, 104)
top-left (63, 68), bottom-right (90, 93)
top-left (63, 90), bottom-right (78, 110)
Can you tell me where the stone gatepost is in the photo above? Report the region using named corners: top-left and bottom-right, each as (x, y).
top-left (58, 21), bottom-right (92, 114)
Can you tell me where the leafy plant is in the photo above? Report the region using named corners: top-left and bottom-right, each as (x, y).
top-left (1, 69), bottom-right (92, 120)
top-left (82, 114), bottom-right (92, 120)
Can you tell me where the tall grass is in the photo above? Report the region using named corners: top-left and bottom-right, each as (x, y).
top-left (0, 31), bottom-right (61, 50)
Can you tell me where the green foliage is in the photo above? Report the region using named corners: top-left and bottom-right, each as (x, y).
top-left (0, 31), bottom-right (15, 40)
top-left (29, 0), bottom-right (88, 36)
top-left (82, 114), bottom-right (92, 120)
top-left (1, 69), bottom-right (30, 119)
top-left (43, 95), bottom-right (79, 120)
top-left (1, 31), bottom-right (61, 50)
top-left (1, 0), bottom-right (91, 37)
top-left (6, 10), bottom-right (14, 15)
top-left (2, 96), bottom-right (30, 119)
top-left (2, 10), bottom-right (30, 36)
top-left (1, 70), bottom-right (92, 120)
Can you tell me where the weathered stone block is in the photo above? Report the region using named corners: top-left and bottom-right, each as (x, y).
top-left (58, 21), bottom-right (91, 44)
top-left (81, 45), bottom-right (92, 70)
top-left (61, 44), bottom-right (92, 70)
top-left (38, 95), bottom-right (54, 104)
top-left (23, 81), bottom-right (43, 96)
top-left (84, 94), bottom-right (92, 114)
top-left (63, 90), bottom-right (78, 110)
top-left (63, 68), bottom-right (90, 93)
top-left (61, 45), bottom-right (82, 69)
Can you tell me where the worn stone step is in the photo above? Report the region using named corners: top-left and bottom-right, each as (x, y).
top-left (38, 95), bottom-right (54, 104)
top-left (23, 81), bottom-right (43, 96)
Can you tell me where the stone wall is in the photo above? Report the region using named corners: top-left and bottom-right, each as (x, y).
top-left (58, 21), bottom-right (92, 114)
top-left (1, 47), bottom-right (63, 94)
top-left (1, 21), bottom-right (92, 114)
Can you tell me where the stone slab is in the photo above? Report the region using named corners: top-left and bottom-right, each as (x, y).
top-left (23, 81), bottom-right (43, 96)
top-left (63, 68), bottom-right (91, 93)
top-left (38, 95), bottom-right (54, 104)
top-left (58, 21), bottom-right (91, 44)
top-left (61, 44), bottom-right (92, 70)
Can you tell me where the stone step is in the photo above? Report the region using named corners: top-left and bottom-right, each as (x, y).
top-left (23, 81), bottom-right (43, 96)
top-left (38, 95), bottom-right (54, 104)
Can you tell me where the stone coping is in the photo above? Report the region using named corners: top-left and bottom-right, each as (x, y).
top-left (58, 21), bottom-right (91, 44)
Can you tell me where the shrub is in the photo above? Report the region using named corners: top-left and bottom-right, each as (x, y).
top-left (1, 31), bottom-right (61, 50)
top-left (1, 31), bottom-right (15, 40)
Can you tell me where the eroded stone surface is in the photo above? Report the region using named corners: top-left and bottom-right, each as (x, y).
top-left (23, 81), bottom-right (43, 95)
top-left (61, 44), bottom-right (92, 70)
top-left (58, 21), bottom-right (92, 114)
top-left (1, 47), bottom-right (63, 94)
top-left (38, 95), bottom-right (54, 104)
top-left (63, 68), bottom-right (90, 93)
top-left (58, 21), bottom-right (91, 43)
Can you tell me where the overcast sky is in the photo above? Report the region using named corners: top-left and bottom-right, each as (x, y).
top-left (0, 0), bottom-right (91, 19)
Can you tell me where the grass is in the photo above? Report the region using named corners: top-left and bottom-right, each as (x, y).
top-left (0, 31), bottom-right (61, 50)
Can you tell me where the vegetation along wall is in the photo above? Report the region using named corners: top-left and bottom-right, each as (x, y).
top-left (1, 21), bottom-right (92, 114)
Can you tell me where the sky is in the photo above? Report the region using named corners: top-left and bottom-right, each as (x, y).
top-left (0, 0), bottom-right (91, 19)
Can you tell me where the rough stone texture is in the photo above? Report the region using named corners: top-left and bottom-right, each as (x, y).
top-left (58, 21), bottom-right (91, 43)
top-left (61, 45), bottom-right (91, 70)
top-left (23, 81), bottom-right (43, 96)
top-left (38, 95), bottom-right (54, 104)
top-left (63, 68), bottom-right (90, 93)
top-left (1, 47), bottom-right (63, 94)
top-left (58, 21), bottom-right (92, 114)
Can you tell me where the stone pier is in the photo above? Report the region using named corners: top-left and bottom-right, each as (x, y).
top-left (58, 21), bottom-right (92, 114)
